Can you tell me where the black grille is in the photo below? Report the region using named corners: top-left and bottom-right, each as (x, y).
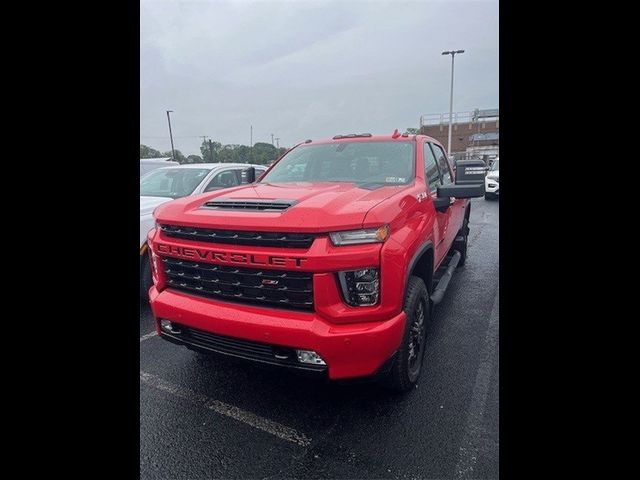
top-left (162, 257), bottom-right (314, 310)
top-left (160, 224), bottom-right (315, 249)
top-left (164, 324), bottom-right (326, 371)
top-left (202, 199), bottom-right (295, 211)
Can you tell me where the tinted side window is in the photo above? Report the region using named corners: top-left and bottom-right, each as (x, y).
top-left (204, 169), bottom-right (241, 192)
top-left (430, 143), bottom-right (452, 185)
top-left (423, 143), bottom-right (442, 193)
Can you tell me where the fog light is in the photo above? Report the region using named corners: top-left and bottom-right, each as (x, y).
top-left (160, 319), bottom-right (180, 334)
top-left (295, 349), bottom-right (326, 365)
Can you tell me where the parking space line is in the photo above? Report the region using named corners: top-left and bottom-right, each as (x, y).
top-left (140, 331), bottom-right (157, 343)
top-left (454, 285), bottom-right (499, 479)
top-left (140, 370), bottom-right (312, 447)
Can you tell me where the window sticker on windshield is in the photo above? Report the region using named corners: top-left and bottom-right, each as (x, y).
top-left (386, 176), bottom-right (405, 183)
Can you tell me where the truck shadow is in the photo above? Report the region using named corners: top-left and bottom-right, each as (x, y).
top-left (169, 312), bottom-right (445, 430)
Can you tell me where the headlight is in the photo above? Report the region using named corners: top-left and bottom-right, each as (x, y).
top-left (329, 225), bottom-right (389, 246)
top-left (338, 268), bottom-right (380, 306)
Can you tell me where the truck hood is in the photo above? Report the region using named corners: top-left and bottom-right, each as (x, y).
top-left (153, 182), bottom-right (409, 232)
top-left (140, 196), bottom-right (173, 217)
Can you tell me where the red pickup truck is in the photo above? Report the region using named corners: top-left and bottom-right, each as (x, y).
top-left (147, 132), bottom-right (485, 391)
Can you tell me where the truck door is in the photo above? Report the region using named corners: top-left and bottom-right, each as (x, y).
top-left (430, 143), bottom-right (464, 254)
top-left (423, 141), bottom-right (450, 268)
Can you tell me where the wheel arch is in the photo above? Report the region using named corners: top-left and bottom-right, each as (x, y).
top-left (405, 240), bottom-right (434, 298)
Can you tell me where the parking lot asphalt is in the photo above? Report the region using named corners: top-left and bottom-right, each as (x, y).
top-left (140, 197), bottom-right (499, 480)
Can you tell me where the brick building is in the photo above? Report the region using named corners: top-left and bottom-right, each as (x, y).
top-left (419, 108), bottom-right (499, 163)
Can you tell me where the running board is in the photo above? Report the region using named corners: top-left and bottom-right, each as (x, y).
top-left (430, 250), bottom-right (461, 305)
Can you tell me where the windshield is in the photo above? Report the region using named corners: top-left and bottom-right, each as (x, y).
top-left (140, 168), bottom-right (211, 198)
top-left (260, 141), bottom-right (415, 186)
top-left (490, 160), bottom-right (499, 171)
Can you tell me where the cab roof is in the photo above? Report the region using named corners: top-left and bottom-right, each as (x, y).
top-left (153, 162), bottom-right (265, 170)
top-left (301, 133), bottom-right (441, 146)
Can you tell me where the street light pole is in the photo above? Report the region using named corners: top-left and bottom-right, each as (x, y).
top-left (442, 49), bottom-right (465, 156)
top-left (166, 110), bottom-right (176, 161)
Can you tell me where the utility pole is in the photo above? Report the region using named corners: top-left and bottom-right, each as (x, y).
top-left (208, 139), bottom-right (215, 163)
top-left (199, 136), bottom-right (208, 162)
top-left (275, 137), bottom-right (280, 149)
top-left (199, 135), bottom-right (214, 163)
top-left (250, 125), bottom-right (253, 162)
top-left (441, 49), bottom-right (465, 156)
top-left (271, 133), bottom-right (275, 145)
top-left (166, 110), bottom-right (176, 161)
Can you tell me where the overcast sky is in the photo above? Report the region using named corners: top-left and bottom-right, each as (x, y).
top-left (140, 0), bottom-right (498, 156)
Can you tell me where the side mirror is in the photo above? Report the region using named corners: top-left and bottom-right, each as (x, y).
top-left (437, 159), bottom-right (486, 199)
top-left (243, 167), bottom-right (256, 183)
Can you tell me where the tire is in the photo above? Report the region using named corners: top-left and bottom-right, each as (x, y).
top-left (385, 276), bottom-right (430, 392)
top-left (484, 192), bottom-right (495, 200)
top-left (454, 213), bottom-right (469, 267)
top-left (140, 253), bottom-right (153, 301)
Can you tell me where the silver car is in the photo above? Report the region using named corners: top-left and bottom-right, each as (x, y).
top-left (140, 163), bottom-right (267, 299)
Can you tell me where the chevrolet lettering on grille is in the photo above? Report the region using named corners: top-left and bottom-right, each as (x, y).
top-left (155, 244), bottom-right (307, 268)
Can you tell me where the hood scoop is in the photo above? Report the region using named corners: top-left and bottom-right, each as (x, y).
top-left (202, 198), bottom-right (296, 212)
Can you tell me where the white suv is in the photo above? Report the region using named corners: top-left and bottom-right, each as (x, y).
top-left (485, 158), bottom-right (499, 200)
top-left (140, 163), bottom-right (267, 299)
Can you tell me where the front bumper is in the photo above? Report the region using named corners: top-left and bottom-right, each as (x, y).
top-left (149, 286), bottom-right (406, 380)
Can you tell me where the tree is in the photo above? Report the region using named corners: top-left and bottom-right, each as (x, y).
top-left (235, 145), bottom-right (251, 164)
top-left (200, 140), bottom-right (222, 163)
top-left (252, 142), bottom-right (277, 165)
top-left (140, 144), bottom-right (162, 158)
top-left (181, 140), bottom-right (287, 165)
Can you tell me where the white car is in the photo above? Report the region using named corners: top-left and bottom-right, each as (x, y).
top-left (140, 163), bottom-right (267, 299)
top-left (140, 158), bottom-right (179, 177)
top-left (485, 158), bottom-right (499, 200)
